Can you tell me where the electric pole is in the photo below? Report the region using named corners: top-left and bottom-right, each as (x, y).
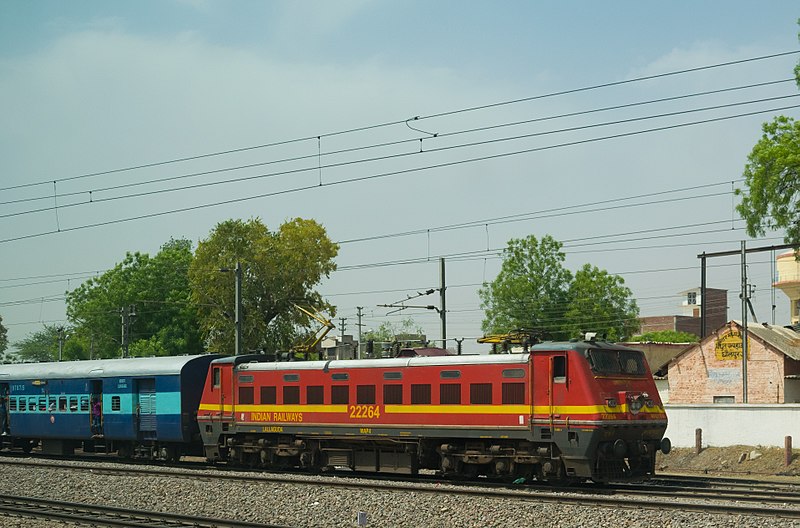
top-left (740, 241), bottom-right (748, 404)
top-left (355, 307), bottom-right (364, 359)
top-left (339, 317), bottom-right (347, 338)
top-left (440, 257), bottom-right (447, 348)
top-left (120, 304), bottom-right (136, 358)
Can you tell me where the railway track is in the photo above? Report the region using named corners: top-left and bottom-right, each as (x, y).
top-left (0, 493), bottom-right (290, 528)
top-left (2, 457), bottom-right (799, 521)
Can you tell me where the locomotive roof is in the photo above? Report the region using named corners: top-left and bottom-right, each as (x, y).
top-left (0, 354), bottom-right (217, 380)
top-left (530, 340), bottom-right (642, 353)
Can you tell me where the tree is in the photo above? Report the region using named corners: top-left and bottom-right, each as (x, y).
top-left (480, 235), bottom-right (639, 341)
top-left (364, 318), bottom-right (425, 344)
top-left (13, 324), bottom-right (85, 362)
top-left (736, 26), bottom-right (800, 248)
top-left (737, 116), bottom-right (800, 246)
top-left (189, 218), bottom-right (338, 354)
top-left (630, 330), bottom-right (698, 343)
top-left (66, 238), bottom-right (201, 358)
top-left (479, 235), bottom-right (572, 339)
top-left (0, 315), bottom-right (7, 357)
top-left (563, 264), bottom-right (640, 341)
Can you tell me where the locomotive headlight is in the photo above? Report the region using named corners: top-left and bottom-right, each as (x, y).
top-left (605, 398), bottom-right (618, 408)
top-left (628, 395), bottom-right (644, 414)
top-left (645, 399), bottom-right (655, 408)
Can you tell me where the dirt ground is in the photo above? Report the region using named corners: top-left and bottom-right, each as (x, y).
top-left (656, 445), bottom-right (800, 477)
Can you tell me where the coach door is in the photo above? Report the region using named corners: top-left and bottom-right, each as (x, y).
top-left (136, 378), bottom-right (157, 440)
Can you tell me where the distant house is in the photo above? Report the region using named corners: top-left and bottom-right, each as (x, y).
top-left (667, 321), bottom-right (800, 404)
top-left (638, 287), bottom-right (728, 338)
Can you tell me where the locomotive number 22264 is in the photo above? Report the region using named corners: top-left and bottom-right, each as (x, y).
top-left (349, 405), bottom-right (381, 419)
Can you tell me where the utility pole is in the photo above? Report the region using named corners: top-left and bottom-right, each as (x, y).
top-left (235, 262), bottom-right (243, 356)
top-left (355, 307), bottom-right (364, 359)
top-left (440, 257), bottom-right (447, 348)
top-left (338, 317), bottom-right (347, 338)
top-left (740, 241), bottom-right (748, 404)
top-left (57, 326), bottom-right (65, 362)
top-left (120, 304), bottom-right (136, 358)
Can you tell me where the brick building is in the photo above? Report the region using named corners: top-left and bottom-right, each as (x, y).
top-left (638, 287), bottom-right (728, 337)
top-left (667, 321), bottom-right (800, 404)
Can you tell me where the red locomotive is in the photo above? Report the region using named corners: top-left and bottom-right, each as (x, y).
top-left (198, 339), bottom-right (670, 482)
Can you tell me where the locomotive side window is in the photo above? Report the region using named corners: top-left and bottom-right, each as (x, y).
top-left (383, 371), bottom-right (402, 380)
top-left (411, 384), bottom-right (431, 405)
top-left (283, 386), bottom-right (300, 405)
top-left (470, 383), bottom-right (492, 404)
top-left (502, 383), bottom-right (525, 404)
top-left (212, 368), bottom-right (221, 389)
top-left (383, 384), bottom-right (403, 404)
top-left (238, 386), bottom-right (254, 405)
top-left (440, 383), bottom-right (461, 404)
top-left (331, 373), bottom-right (349, 381)
top-left (357, 385), bottom-right (376, 405)
top-left (260, 386), bottom-right (277, 404)
top-left (238, 375), bottom-right (254, 383)
top-left (307, 385), bottom-right (324, 405)
top-left (111, 396), bottom-right (121, 411)
top-left (502, 369), bottom-right (525, 378)
top-left (331, 385), bottom-right (349, 405)
top-left (440, 370), bottom-right (461, 379)
top-left (553, 356), bottom-right (566, 383)
top-left (283, 374), bottom-right (300, 382)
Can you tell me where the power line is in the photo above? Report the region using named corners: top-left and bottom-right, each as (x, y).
top-left (3, 50), bottom-right (794, 194)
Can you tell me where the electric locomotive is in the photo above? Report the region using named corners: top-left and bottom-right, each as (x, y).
top-left (197, 339), bottom-right (670, 482)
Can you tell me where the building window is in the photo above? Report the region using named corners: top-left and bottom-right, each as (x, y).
top-left (383, 384), bottom-right (402, 405)
top-left (307, 385), bottom-right (324, 405)
top-left (331, 385), bottom-right (349, 405)
top-left (260, 386), bottom-right (277, 404)
top-left (713, 396), bottom-right (735, 404)
top-left (411, 384), bottom-right (431, 405)
top-left (440, 383), bottom-right (461, 404)
top-left (687, 292), bottom-right (697, 305)
top-left (238, 386), bottom-right (254, 405)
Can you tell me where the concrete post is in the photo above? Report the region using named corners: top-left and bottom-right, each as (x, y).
top-left (695, 428), bottom-right (702, 454)
top-left (786, 436), bottom-right (793, 467)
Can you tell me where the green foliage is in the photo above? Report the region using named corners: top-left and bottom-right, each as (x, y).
top-left (737, 115), bottom-right (800, 246)
top-left (630, 330), bottom-right (699, 343)
top-left (0, 315), bottom-right (7, 356)
top-left (13, 324), bottom-right (86, 362)
top-left (563, 264), bottom-right (640, 342)
top-left (479, 235), bottom-right (572, 339)
top-left (480, 235), bottom-right (639, 341)
top-left (189, 218), bottom-right (338, 354)
top-left (66, 238), bottom-right (201, 358)
top-left (364, 318), bottom-right (425, 343)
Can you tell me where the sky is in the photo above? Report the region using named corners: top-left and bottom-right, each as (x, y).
top-left (1, 1), bottom-right (799, 355)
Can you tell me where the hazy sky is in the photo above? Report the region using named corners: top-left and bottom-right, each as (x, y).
top-left (1, 1), bottom-right (798, 354)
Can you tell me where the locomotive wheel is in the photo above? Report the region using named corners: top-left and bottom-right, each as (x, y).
top-left (21, 440), bottom-right (34, 455)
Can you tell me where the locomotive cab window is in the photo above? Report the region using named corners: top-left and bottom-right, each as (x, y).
top-left (212, 368), bottom-right (221, 389)
top-left (552, 356), bottom-right (566, 383)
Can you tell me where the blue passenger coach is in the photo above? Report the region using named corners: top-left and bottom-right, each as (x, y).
top-left (0, 355), bottom-right (219, 460)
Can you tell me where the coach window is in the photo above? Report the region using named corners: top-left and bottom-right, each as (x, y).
top-left (9, 398), bottom-right (16, 412)
top-left (440, 383), bottom-right (461, 405)
top-left (470, 383), bottom-right (492, 405)
top-left (383, 384), bottom-right (403, 405)
top-left (212, 368), bottom-right (221, 389)
top-left (331, 385), bottom-right (349, 405)
top-left (58, 396), bottom-right (67, 412)
top-left (238, 386), bottom-right (254, 405)
top-left (357, 385), bottom-right (375, 405)
top-left (80, 396), bottom-right (90, 412)
top-left (69, 397), bottom-right (78, 412)
top-left (48, 397), bottom-right (56, 412)
top-left (553, 356), bottom-right (567, 383)
top-left (260, 386), bottom-right (277, 404)
top-left (502, 383), bottom-right (525, 404)
top-left (411, 384), bottom-right (431, 405)
top-left (307, 385), bottom-right (324, 405)
top-left (38, 397), bottom-right (46, 412)
top-left (440, 370), bottom-right (461, 379)
top-left (283, 386), bottom-right (300, 405)
top-left (29, 398), bottom-right (37, 412)
top-left (283, 374), bottom-right (300, 383)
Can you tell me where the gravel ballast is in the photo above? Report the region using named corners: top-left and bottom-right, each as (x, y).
top-left (0, 459), bottom-right (797, 527)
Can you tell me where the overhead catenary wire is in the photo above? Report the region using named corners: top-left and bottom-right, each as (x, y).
top-left (2, 49), bottom-right (795, 195)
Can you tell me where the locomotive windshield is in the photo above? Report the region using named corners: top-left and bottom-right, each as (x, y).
top-left (587, 349), bottom-right (647, 376)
